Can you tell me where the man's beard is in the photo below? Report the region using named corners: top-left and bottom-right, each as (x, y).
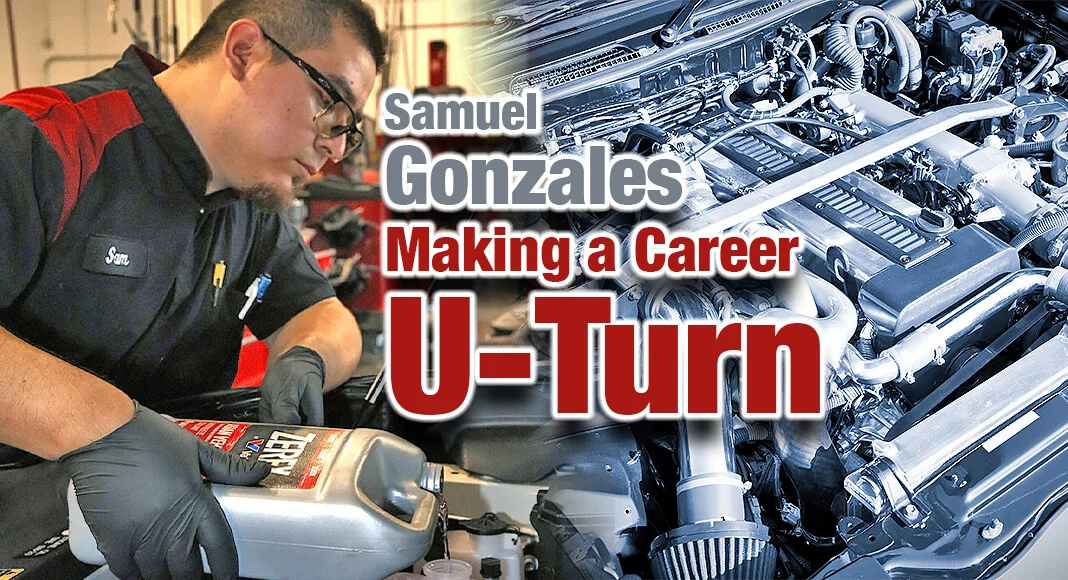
top-left (238, 182), bottom-right (296, 213)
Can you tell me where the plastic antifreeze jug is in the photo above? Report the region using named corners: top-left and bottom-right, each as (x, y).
top-left (68, 421), bottom-right (442, 580)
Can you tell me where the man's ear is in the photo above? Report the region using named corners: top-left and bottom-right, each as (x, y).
top-left (223, 19), bottom-right (271, 81)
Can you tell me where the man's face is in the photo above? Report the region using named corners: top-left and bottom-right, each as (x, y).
top-left (222, 27), bottom-right (377, 211)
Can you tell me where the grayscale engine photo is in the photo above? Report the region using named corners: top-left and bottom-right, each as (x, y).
top-left (461, 0), bottom-right (1068, 578)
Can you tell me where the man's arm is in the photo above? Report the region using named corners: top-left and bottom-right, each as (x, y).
top-left (0, 325), bottom-right (134, 459)
top-left (264, 297), bottom-right (362, 390)
top-left (0, 87), bottom-right (268, 580)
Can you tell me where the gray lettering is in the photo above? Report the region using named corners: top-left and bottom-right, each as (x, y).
top-left (647, 158), bottom-right (685, 208)
top-left (610, 159), bottom-right (645, 207)
top-left (439, 100), bottom-right (474, 130)
top-left (547, 158), bottom-right (584, 206)
top-left (471, 158), bottom-right (510, 205)
top-left (383, 92), bottom-right (410, 132)
top-left (431, 158), bottom-right (469, 207)
top-left (475, 101), bottom-right (499, 131)
top-left (526, 90), bottom-right (538, 130)
top-left (512, 159), bottom-right (546, 205)
top-left (384, 143), bottom-right (428, 207)
top-left (412, 101), bottom-right (434, 131)
top-left (502, 102), bottom-right (522, 131)
top-left (588, 143), bottom-right (607, 206)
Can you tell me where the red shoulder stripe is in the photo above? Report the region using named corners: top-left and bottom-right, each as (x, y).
top-left (0, 86), bottom-right (73, 118)
top-left (0, 88), bottom-right (144, 241)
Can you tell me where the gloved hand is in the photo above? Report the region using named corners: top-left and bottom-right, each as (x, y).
top-left (59, 403), bottom-right (271, 580)
top-left (258, 345), bottom-right (326, 425)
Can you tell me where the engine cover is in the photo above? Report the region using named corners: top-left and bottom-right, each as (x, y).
top-left (703, 120), bottom-right (1018, 338)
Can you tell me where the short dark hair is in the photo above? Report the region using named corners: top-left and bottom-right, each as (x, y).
top-left (178, 0), bottom-right (386, 71)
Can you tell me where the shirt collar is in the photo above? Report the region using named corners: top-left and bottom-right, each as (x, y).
top-left (109, 46), bottom-right (238, 210)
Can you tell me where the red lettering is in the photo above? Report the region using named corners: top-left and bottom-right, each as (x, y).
top-left (633, 225), bottom-right (665, 275)
top-left (778, 236), bottom-right (801, 271)
top-left (462, 226), bottom-right (493, 271)
top-left (601, 323), bottom-right (680, 418)
top-left (584, 235), bottom-right (618, 275)
top-left (749, 236), bottom-right (778, 274)
top-left (667, 237), bottom-right (695, 273)
top-left (685, 323), bottom-right (742, 416)
top-left (386, 291), bottom-right (475, 420)
top-left (698, 237), bottom-right (720, 272)
top-left (384, 224), bottom-right (429, 272)
top-left (530, 292), bottom-right (615, 418)
top-left (743, 323), bottom-right (823, 418)
top-left (509, 235), bottom-right (539, 273)
top-left (720, 236), bottom-right (748, 274)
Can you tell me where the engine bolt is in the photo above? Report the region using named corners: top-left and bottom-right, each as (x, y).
top-left (981, 519), bottom-right (1003, 540)
top-left (815, 202), bottom-right (826, 209)
top-left (903, 505), bottom-right (919, 518)
top-left (900, 255), bottom-right (911, 263)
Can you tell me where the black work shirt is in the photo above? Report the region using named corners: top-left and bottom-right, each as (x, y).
top-left (0, 47), bottom-right (336, 404)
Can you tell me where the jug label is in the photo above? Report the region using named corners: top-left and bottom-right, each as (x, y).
top-left (177, 420), bottom-right (345, 490)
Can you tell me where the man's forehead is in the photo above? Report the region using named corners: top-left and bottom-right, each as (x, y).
top-left (325, 72), bottom-right (357, 107)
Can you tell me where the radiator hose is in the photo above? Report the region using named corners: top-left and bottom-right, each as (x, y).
top-left (824, 23), bottom-right (864, 91)
top-left (824, 6), bottom-right (921, 92)
top-left (1011, 209), bottom-right (1068, 251)
top-left (1005, 139), bottom-right (1055, 157)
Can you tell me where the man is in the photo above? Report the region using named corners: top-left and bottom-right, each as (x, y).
top-left (0, 0), bottom-right (384, 578)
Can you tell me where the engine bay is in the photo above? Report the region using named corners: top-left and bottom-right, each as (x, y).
top-left (13, 1), bottom-right (1068, 579)
top-left (458, 0), bottom-right (1068, 577)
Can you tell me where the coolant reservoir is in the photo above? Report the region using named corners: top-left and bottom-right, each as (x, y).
top-left (68, 421), bottom-right (441, 580)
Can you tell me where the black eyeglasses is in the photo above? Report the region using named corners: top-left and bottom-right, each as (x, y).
top-left (261, 30), bottom-right (364, 160)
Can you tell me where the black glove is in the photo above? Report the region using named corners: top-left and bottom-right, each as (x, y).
top-left (60, 404), bottom-right (271, 580)
top-left (258, 345), bottom-right (326, 425)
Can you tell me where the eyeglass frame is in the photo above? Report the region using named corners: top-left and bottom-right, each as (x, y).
top-left (260, 28), bottom-right (365, 157)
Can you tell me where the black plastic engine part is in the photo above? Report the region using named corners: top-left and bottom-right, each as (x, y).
top-left (820, 385), bottom-right (1068, 579)
top-left (885, 299), bottom-right (1050, 440)
top-left (458, 513), bottom-right (511, 536)
top-left (933, 11), bottom-right (986, 67)
top-left (481, 557), bottom-right (503, 579)
top-left (529, 494), bottom-right (625, 579)
top-left (774, 420), bottom-right (846, 538)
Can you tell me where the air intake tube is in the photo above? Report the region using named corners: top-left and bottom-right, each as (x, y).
top-left (824, 6), bottom-right (922, 93)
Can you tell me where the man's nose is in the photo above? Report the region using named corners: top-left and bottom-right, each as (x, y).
top-left (317, 133), bottom-right (348, 162)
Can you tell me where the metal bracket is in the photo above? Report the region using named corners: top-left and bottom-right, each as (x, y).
top-left (668, 96), bottom-right (1015, 235)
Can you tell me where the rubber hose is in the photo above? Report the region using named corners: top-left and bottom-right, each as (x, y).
top-left (828, 383), bottom-right (864, 409)
top-left (623, 123), bottom-right (671, 151)
top-left (721, 82), bottom-right (831, 120)
top-left (733, 423), bottom-right (770, 444)
top-left (1006, 139), bottom-right (1056, 157)
top-left (895, 15), bottom-right (923, 90)
top-left (858, 322), bottom-right (877, 359)
top-left (879, 0), bottom-right (921, 22)
top-left (773, 421), bottom-right (846, 537)
top-left (1011, 209), bottom-right (1068, 251)
top-left (824, 23), bottom-right (864, 91)
top-left (1021, 44), bottom-right (1056, 89)
top-left (846, 7), bottom-right (912, 93)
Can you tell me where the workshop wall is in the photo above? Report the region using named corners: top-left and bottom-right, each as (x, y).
top-left (0, 0), bottom-right (213, 95)
top-left (0, 0), bottom-right (483, 110)
top-left (366, 0), bottom-right (485, 120)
